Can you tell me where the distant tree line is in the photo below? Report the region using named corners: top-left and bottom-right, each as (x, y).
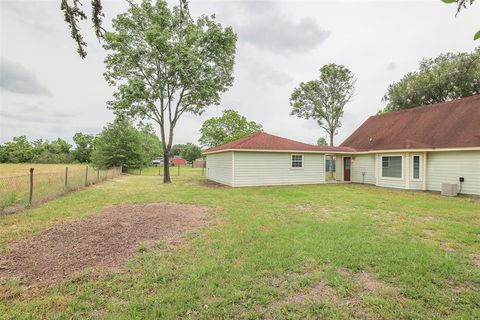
top-left (0, 116), bottom-right (208, 170)
top-left (0, 117), bottom-right (162, 170)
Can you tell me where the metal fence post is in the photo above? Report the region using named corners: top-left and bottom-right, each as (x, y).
top-left (85, 166), bottom-right (88, 186)
top-left (178, 165), bottom-right (180, 176)
top-left (65, 167), bottom-right (68, 188)
top-left (29, 168), bottom-right (34, 206)
top-left (97, 167), bottom-right (100, 181)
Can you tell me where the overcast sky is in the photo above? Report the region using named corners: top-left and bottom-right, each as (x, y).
top-left (0, 0), bottom-right (478, 146)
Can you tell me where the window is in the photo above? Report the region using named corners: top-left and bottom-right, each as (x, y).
top-left (381, 156), bottom-right (402, 178)
top-left (291, 154), bottom-right (303, 168)
top-left (412, 155), bottom-right (420, 180)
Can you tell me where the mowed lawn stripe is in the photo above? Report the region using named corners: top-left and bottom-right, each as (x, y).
top-left (0, 168), bottom-right (479, 319)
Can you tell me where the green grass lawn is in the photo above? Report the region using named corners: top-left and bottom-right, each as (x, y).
top-left (1, 167), bottom-right (479, 319)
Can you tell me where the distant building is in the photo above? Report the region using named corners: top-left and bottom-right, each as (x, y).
top-left (170, 155), bottom-right (187, 166)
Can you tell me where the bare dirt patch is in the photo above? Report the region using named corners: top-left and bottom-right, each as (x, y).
top-left (199, 179), bottom-right (226, 188)
top-left (267, 268), bottom-right (399, 319)
top-left (0, 203), bottom-right (208, 286)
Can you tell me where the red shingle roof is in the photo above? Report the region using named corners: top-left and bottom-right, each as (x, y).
top-left (341, 95), bottom-right (480, 151)
top-left (204, 132), bottom-right (355, 153)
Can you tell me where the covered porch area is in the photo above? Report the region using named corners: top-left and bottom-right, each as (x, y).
top-left (324, 154), bottom-right (355, 183)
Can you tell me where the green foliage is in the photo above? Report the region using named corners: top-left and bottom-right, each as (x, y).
top-left (91, 117), bottom-right (144, 169)
top-left (170, 144), bottom-right (184, 157)
top-left (169, 143), bottom-right (202, 162)
top-left (180, 143), bottom-right (202, 162)
top-left (382, 48), bottom-right (480, 112)
top-left (137, 123), bottom-right (163, 166)
top-left (91, 118), bottom-right (162, 169)
top-left (290, 63), bottom-right (356, 146)
top-left (0, 137), bottom-right (74, 164)
top-left (0, 136), bottom-right (34, 163)
top-left (103, 0), bottom-right (236, 182)
top-left (199, 109), bottom-right (263, 148)
top-left (317, 137), bottom-right (328, 146)
top-left (73, 133), bottom-right (95, 163)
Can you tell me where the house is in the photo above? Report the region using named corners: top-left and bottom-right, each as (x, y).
top-left (170, 155), bottom-right (187, 166)
top-left (204, 95), bottom-right (480, 195)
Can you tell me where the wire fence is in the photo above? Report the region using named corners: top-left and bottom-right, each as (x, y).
top-left (0, 166), bottom-right (122, 214)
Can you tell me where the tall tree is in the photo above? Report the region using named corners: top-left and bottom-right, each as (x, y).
top-left (382, 48), bottom-right (480, 112)
top-left (199, 109), bottom-right (263, 148)
top-left (73, 132), bottom-right (95, 163)
top-left (290, 63), bottom-right (355, 178)
top-left (137, 123), bottom-right (163, 166)
top-left (104, 0), bottom-right (236, 183)
top-left (180, 143), bottom-right (202, 162)
top-left (91, 117), bottom-right (144, 169)
top-left (317, 137), bottom-right (328, 146)
top-left (60, 0), bottom-right (190, 58)
top-left (290, 64), bottom-right (356, 147)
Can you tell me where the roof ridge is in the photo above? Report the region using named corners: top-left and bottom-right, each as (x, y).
top-left (376, 95), bottom-right (480, 118)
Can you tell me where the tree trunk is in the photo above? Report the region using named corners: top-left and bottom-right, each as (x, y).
top-left (329, 132), bottom-right (334, 179)
top-left (163, 152), bottom-right (171, 183)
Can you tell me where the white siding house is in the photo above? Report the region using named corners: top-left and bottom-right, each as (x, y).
top-left (233, 152), bottom-right (325, 187)
top-left (204, 96), bottom-right (480, 195)
top-left (206, 152), bottom-right (233, 186)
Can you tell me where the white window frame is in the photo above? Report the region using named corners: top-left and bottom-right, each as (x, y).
top-left (411, 154), bottom-right (422, 181)
top-left (380, 154), bottom-right (404, 180)
top-left (291, 154), bottom-right (304, 169)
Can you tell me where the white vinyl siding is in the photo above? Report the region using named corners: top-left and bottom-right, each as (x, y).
top-left (426, 151), bottom-right (480, 195)
top-left (233, 152), bottom-right (325, 187)
top-left (206, 152), bottom-right (233, 186)
top-left (351, 154), bottom-right (376, 184)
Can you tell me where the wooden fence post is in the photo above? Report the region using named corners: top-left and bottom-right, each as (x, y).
top-left (29, 168), bottom-right (34, 206)
top-left (65, 167), bottom-right (68, 188)
top-left (85, 166), bottom-right (88, 186)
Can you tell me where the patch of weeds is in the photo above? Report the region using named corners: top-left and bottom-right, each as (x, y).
top-left (137, 242), bottom-right (149, 253)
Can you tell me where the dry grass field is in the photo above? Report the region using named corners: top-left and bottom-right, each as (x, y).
top-left (0, 164), bottom-right (121, 212)
top-left (0, 163), bottom-right (88, 178)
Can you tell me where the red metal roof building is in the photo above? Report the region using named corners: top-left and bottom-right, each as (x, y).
top-left (170, 156), bottom-right (187, 166)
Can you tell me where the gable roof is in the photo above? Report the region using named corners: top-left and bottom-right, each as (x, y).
top-left (204, 132), bottom-right (355, 154)
top-left (341, 95), bottom-right (480, 151)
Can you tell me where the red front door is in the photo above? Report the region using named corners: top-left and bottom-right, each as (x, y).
top-left (344, 157), bottom-right (351, 181)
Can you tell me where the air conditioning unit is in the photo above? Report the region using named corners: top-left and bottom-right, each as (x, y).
top-left (441, 183), bottom-right (458, 197)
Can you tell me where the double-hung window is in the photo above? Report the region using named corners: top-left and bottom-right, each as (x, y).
top-left (381, 156), bottom-right (402, 178)
top-left (291, 154), bottom-right (303, 168)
